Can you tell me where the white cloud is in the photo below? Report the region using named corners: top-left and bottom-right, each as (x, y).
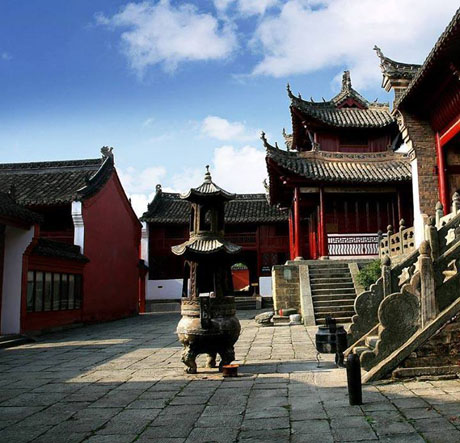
top-left (118, 144), bottom-right (267, 215)
top-left (97, 0), bottom-right (237, 74)
top-left (1, 52), bottom-right (11, 61)
top-left (214, 0), bottom-right (278, 16)
top-left (251, 0), bottom-right (460, 88)
top-left (142, 117), bottom-right (155, 127)
top-left (201, 115), bottom-right (259, 141)
top-left (171, 145), bottom-right (267, 194)
top-left (118, 165), bottom-right (167, 194)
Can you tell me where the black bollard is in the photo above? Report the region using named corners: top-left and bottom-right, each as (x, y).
top-left (346, 353), bottom-right (362, 405)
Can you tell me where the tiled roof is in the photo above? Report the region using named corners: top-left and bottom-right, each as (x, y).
top-left (288, 71), bottom-right (394, 129)
top-left (32, 238), bottom-right (89, 262)
top-left (0, 192), bottom-right (43, 225)
top-left (0, 150), bottom-right (114, 206)
top-left (265, 143), bottom-right (412, 184)
top-left (171, 237), bottom-right (241, 256)
top-left (181, 167), bottom-right (235, 202)
top-left (397, 8), bottom-right (460, 107)
top-left (141, 191), bottom-right (287, 224)
top-left (374, 46), bottom-right (421, 84)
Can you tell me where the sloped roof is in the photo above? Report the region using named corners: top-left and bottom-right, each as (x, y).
top-left (171, 237), bottom-right (241, 256)
top-left (32, 238), bottom-right (89, 262)
top-left (0, 149), bottom-right (114, 206)
top-left (288, 71), bottom-right (394, 129)
top-left (181, 166), bottom-right (235, 202)
top-left (265, 143), bottom-right (411, 184)
top-left (0, 192), bottom-right (43, 225)
top-left (141, 191), bottom-right (287, 224)
top-left (374, 46), bottom-right (421, 89)
top-left (397, 8), bottom-right (460, 107)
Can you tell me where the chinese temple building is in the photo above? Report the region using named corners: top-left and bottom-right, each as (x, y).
top-left (0, 148), bottom-right (141, 334)
top-left (140, 187), bottom-right (289, 307)
top-left (376, 8), bottom-right (460, 243)
top-left (264, 71), bottom-right (414, 260)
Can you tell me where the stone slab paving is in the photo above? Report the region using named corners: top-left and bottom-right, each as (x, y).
top-left (0, 312), bottom-right (459, 442)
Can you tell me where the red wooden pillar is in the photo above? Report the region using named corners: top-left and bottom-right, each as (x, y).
top-left (436, 131), bottom-right (449, 214)
top-left (397, 190), bottom-right (402, 223)
top-left (293, 187), bottom-right (301, 258)
top-left (288, 209), bottom-right (295, 260)
top-left (319, 187), bottom-right (328, 257)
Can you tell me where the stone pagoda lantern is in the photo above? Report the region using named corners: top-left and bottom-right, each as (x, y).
top-left (173, 166), bottom-right (242, 374)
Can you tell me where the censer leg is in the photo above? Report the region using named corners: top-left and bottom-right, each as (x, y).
top-left (316, 352), bottom-right (321, 368)
top-left (182, 345), bottom-right (198, 374)
top-left (206, 352), bottom-right (217, 368)
top-left (218, 346), bottom-right (235, 372)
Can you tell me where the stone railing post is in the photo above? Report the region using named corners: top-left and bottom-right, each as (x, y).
top-left (381, 255), bottom-right (392, 297)
top-left (435, 201), bottom-right (444, 228)
top-left (377, 230), bottom-right (383, 258)
top-left (387, 225), bottom-right (394, 256)
top-left (424, 216), bottom-right (439, 260)
top-left (452, 192), bottom-right (460, 215)
top-left (418, 241), bottom-right (437, 328)
top-left (399, 219), bottom-right (406, 254)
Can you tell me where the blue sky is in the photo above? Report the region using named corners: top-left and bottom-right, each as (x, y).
top-left (0, 0), bottom-right (458, 215)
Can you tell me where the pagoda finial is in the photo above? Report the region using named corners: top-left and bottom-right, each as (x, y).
top-left (204, 165), bottom-right (212, 183)
top-left (342, 70), bottom-right (352, 92)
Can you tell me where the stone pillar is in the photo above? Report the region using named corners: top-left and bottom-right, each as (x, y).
top-left (381, 255), bottom-right (392, 297)
top-left (418, 241), bottom-right (437, 328)
top-left (387, 225), bottom-right (394, 256)
top-left (435, 201), bottom-right (444, 229)
top-left (399, 219), bottom-right (406, 254)
top-left (424, 216), bottom-right (439, 260)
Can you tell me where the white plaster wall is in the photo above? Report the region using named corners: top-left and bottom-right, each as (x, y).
top-left (1, 226), bottom-right (34, 334)
top-left (71, 201), bottom-right (85, 253)
top-left (259, 276), bottom-right (272, 297)
top-left (411, 157), bottom-right (425, 247)
top-left (146, 279), bottom-right (182, 300)
top-left (141, 222), bottom-right (149, 264)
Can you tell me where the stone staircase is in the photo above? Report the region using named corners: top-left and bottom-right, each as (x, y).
top-left (309, 262), bottom-right (357, 324)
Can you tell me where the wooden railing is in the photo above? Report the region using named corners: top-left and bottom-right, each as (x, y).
top-left (327, 233), bottom-right (380, 256)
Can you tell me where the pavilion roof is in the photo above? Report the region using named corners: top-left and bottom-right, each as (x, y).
top-left (171, 237), bottom-right (241, 256)
top-left (0, 192), bottom-right (43, 225)
top-left (265, 141), bottom-right (412, 184)
top-left (0, 148), bottom-right (114, 206)
top-left (288, 71), bottom-right (394, 129)
top-left (141, 190), bottom-right (287, 225)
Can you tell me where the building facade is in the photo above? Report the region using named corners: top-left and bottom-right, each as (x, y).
top-left (264, 72), bottom-right (414, 260)
top-left (0, 148), bottom-right (142, 334)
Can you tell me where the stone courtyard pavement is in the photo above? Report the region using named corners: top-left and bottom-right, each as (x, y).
top-left (0, 312), bottom-right (459, 443)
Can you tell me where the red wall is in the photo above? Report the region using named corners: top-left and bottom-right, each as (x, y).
top-left (82, 172), bottom-right (141, 322)
top-left (232, 269), bottom-right (249, 290)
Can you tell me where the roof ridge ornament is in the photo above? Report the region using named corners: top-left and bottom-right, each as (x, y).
top-left (101, 146), bottom-right (114, 160)
top-left (156, 184), bottom-right (162, 194)
top-left (342, 70), bottom-right (352, 92)
top-left (286, 83), bottom-right (295, 99)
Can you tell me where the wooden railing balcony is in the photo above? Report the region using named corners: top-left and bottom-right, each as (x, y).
top-left (328, 233), bottom-right (380, 256)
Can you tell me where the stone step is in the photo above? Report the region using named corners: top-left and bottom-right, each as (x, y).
top-left (316, 310), bottom-right (355, 319)
top-left (310, 277), bottom-right (354, 284)
top-left (315, 305), bottom-right (355, 313)
top-left (365, 335), bottom-right (379, 349)
top-left (311, 287), bottom-right (356, 295)
top-left (309, 271), bottom-right (352, 278)
top-left (313, 296), bottom-right (356, 304)
top-left (316, 316), bottom-right (352, 324)
top-left (310, 282), bottom-right (355, 290)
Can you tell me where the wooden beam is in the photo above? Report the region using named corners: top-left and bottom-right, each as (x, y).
top-left (436, 131), bottom-right (449, 214)
top-left (439, 114), bottom-right (460, 147)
